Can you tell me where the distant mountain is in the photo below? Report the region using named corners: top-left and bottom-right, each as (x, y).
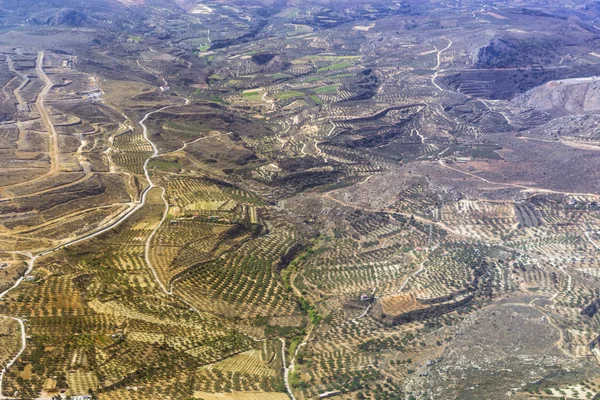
top-left (474, 36), bottom-right (560, 68)
top-left (28, 8), bottom-right (87, 26)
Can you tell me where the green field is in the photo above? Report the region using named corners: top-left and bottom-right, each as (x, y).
top-left (328, 73), bottom-right (354, 79)
top-left (318, 62), bottom-right (353, 72)
top-left (314, 85), bottom-right (339, 94)
top-left (275, 91), bottom-right (305, 100)
top-left (309, 95), bottom-right (323, 104)
top-left (149, 158), bottom-right (182, 173)
top-left (242, 90), bottom-right (263, 101)
top-left (287, 337), bottom-right (302, 361)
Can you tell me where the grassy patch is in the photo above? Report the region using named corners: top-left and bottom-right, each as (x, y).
top-left (274, 91), bottom-right (304, 100)
top-left (287, 337), bottom-right (302, 361)
top-left (148, 158), bottom-right (182, 173)
top-left (241, 90), bottom-right (263, 101)
top-left (242, 94), bottom-right (262, 101)
top-left (318, 62), bottom-right (352, 72)
top-left (314, 85), bottom-right (339, 94)
top-left (242, 90), bottom-right (261, 96)
top-left (309, 95), bottom-right (322, 104)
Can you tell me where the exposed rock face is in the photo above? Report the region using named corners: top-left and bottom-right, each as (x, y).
top-left (525, 114), bottom-right (600, 138)
top-left (513, 78), bottom-right (600, 115)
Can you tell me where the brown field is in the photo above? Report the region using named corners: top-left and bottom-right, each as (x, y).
top-left (380, 293), bottom-right (426, 315)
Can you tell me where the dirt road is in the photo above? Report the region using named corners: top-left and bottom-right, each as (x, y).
top-left (36, 51), bottom-right (60, 176)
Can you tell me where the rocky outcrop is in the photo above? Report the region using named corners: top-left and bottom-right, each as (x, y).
top-left (581, 298), bottom-right (600, 318)
top-left (513, 77), bottom-right (600, 115)
top-left (474, 36), bottom-right (559, 69)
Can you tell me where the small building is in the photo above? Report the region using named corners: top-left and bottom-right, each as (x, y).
top-left (111, 329), bottom-right (124, 340)
top-left (319, 391), bottom-right (341, 398)
top-left (160, 85), bottom-right (170, 92)
top-left (360, 294), bottom-right (370, 301)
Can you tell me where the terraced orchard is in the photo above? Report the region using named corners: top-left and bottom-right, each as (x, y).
top-left (4, 0), bottom-right (600, 399)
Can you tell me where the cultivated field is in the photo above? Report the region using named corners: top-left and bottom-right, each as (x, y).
top-left (2, 0), bottom-right (600, 399)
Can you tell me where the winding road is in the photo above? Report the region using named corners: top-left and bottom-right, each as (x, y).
top-left (0, 253), bottom-right (35, 399)
top-left (0, 317), bottom-right (26, 400)
top-left (397, 258), bottom-right (428, 293)
top-left (0, 99), bottom-right (186, 398)
top-left (431, 38), bottom-right (452, 91)
top-left (2, 52), bottom-right (59, 192)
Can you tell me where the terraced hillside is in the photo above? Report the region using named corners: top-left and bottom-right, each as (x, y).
top-left (1, 0), bottom-right (600, 399)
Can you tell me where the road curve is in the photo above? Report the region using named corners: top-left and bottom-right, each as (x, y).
top-left (0, 102), bottom-right (183, 398)
top-left (0, 317), bottom-right (26, 400)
